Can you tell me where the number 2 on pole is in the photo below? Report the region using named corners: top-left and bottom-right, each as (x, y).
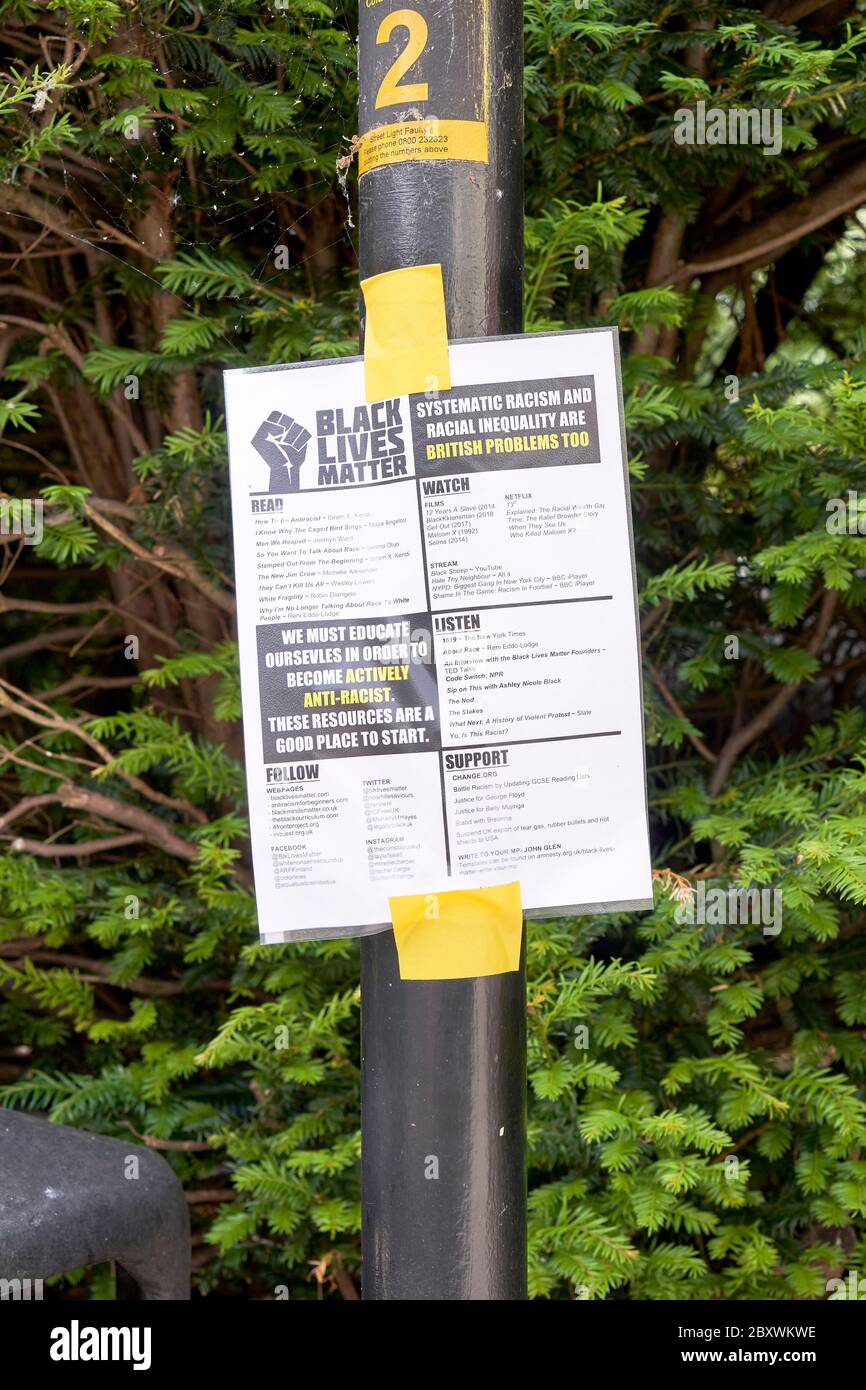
top-left (375, 10), bottom-right (429, 109)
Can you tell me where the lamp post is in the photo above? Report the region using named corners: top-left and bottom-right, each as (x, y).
top-left (357, 0), bottom-right (527, 1301)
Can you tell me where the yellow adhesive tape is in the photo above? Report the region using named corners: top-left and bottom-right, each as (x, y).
top-left (360, 263), bottom-right (451, 404)
top-left (389, 882), bottom-right (523, 981)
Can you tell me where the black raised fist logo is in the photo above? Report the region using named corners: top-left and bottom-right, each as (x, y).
top-left (251, 411), bottom-right (311, 493)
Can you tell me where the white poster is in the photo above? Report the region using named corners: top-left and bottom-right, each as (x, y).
top-left (224, 328), bottom-right (653, 942)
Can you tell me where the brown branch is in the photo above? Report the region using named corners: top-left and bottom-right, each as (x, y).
top-left (640, 598), bottom-right (672, 640)
top-left (0, 313), bottom-right (151, 456)
top-left (764, 0), bottom-right (839, 22)
top-left (0, 601), bottom-right (180, 662)
top-left (0, 942), bottom-right (233, 996)
top-left (45, 325), bottom-right (151, 457)
top-left (632, 212), bottom-right (687, 356)
top-left (0, 185), bottom-right (153, 261)
top-left (60, 782), bottom-right (201, 861)
top-left (5, 832), bottom-right (144, 857)
top-left (0, 596), bottom-right (113, 615)
top-left (0, 676), bottom-right (208, 823)
top-left (124, 1124), bottom-right (214, 1151)
top-left (0, 793), bottom-right (62, 830)
top-left (0, 623), bottom-right (123, 665)
top-left (88, 498), bottom-right (139, 521)
top-left (708, 589), bottom-right (838, 797)
top-left (710, 1123), bottom-right (771, 1163)
top-left (333, 1261), bottom-right (360, 1300)
top-left (87, 597), bottom-right (184, 654)
top-left (648, 663), bottom-right (718, 765)
top-left (0, 781), bottom-right (199, 862)
top-left (0, 186), bottom-right (94, 251)
top-left (34, 674), bottom-right (140, 700)
top-left (140, 1136), bottom-right (214, 1151)
top-left (677, 160), bottom-right (866, 285)
top-left (84, 504), bottom-right (236, 616)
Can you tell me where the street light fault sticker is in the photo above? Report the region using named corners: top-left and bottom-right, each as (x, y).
top-left (358, 0), bottom-right (489, 176)
top-left (225, 330), bottom-right (653, 943)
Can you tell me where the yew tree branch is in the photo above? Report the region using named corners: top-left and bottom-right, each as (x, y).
top-left (708, 589), bottom-right (838, 797)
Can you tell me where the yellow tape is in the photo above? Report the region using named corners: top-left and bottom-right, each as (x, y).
top-left (363, 261), bottom-right (512, 981)
top-left (361, 263), bottom-right (451, 403)
top-left (358, 119), bottom-right (489, 176)
top-left (389, 883), bottom-right (523, 980)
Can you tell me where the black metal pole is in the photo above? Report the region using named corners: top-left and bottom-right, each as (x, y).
top-left (358, 0), bottom-right (527, 1300)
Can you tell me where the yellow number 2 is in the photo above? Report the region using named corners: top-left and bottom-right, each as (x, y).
top-left (375, 9), bottom-right (429, 109)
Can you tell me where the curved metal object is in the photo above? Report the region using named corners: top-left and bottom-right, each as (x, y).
top-left (358, 0), bottom-right (527, 1301)
top-left (0, 1110), bottom-right (190, 1299)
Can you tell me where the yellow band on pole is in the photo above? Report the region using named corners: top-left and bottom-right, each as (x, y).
top-left (360, 263), bottom-right (451, 403)
top-left (389, 883), bottom-right (523, 981)
top-left (358, 119), bottom-right (489, 176)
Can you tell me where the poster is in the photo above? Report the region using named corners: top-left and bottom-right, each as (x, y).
top-left (224, 328), bottom-right (653, 942)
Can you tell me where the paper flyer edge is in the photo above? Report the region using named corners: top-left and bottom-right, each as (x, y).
top-left (258, 896), bottom-right (657, 945)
